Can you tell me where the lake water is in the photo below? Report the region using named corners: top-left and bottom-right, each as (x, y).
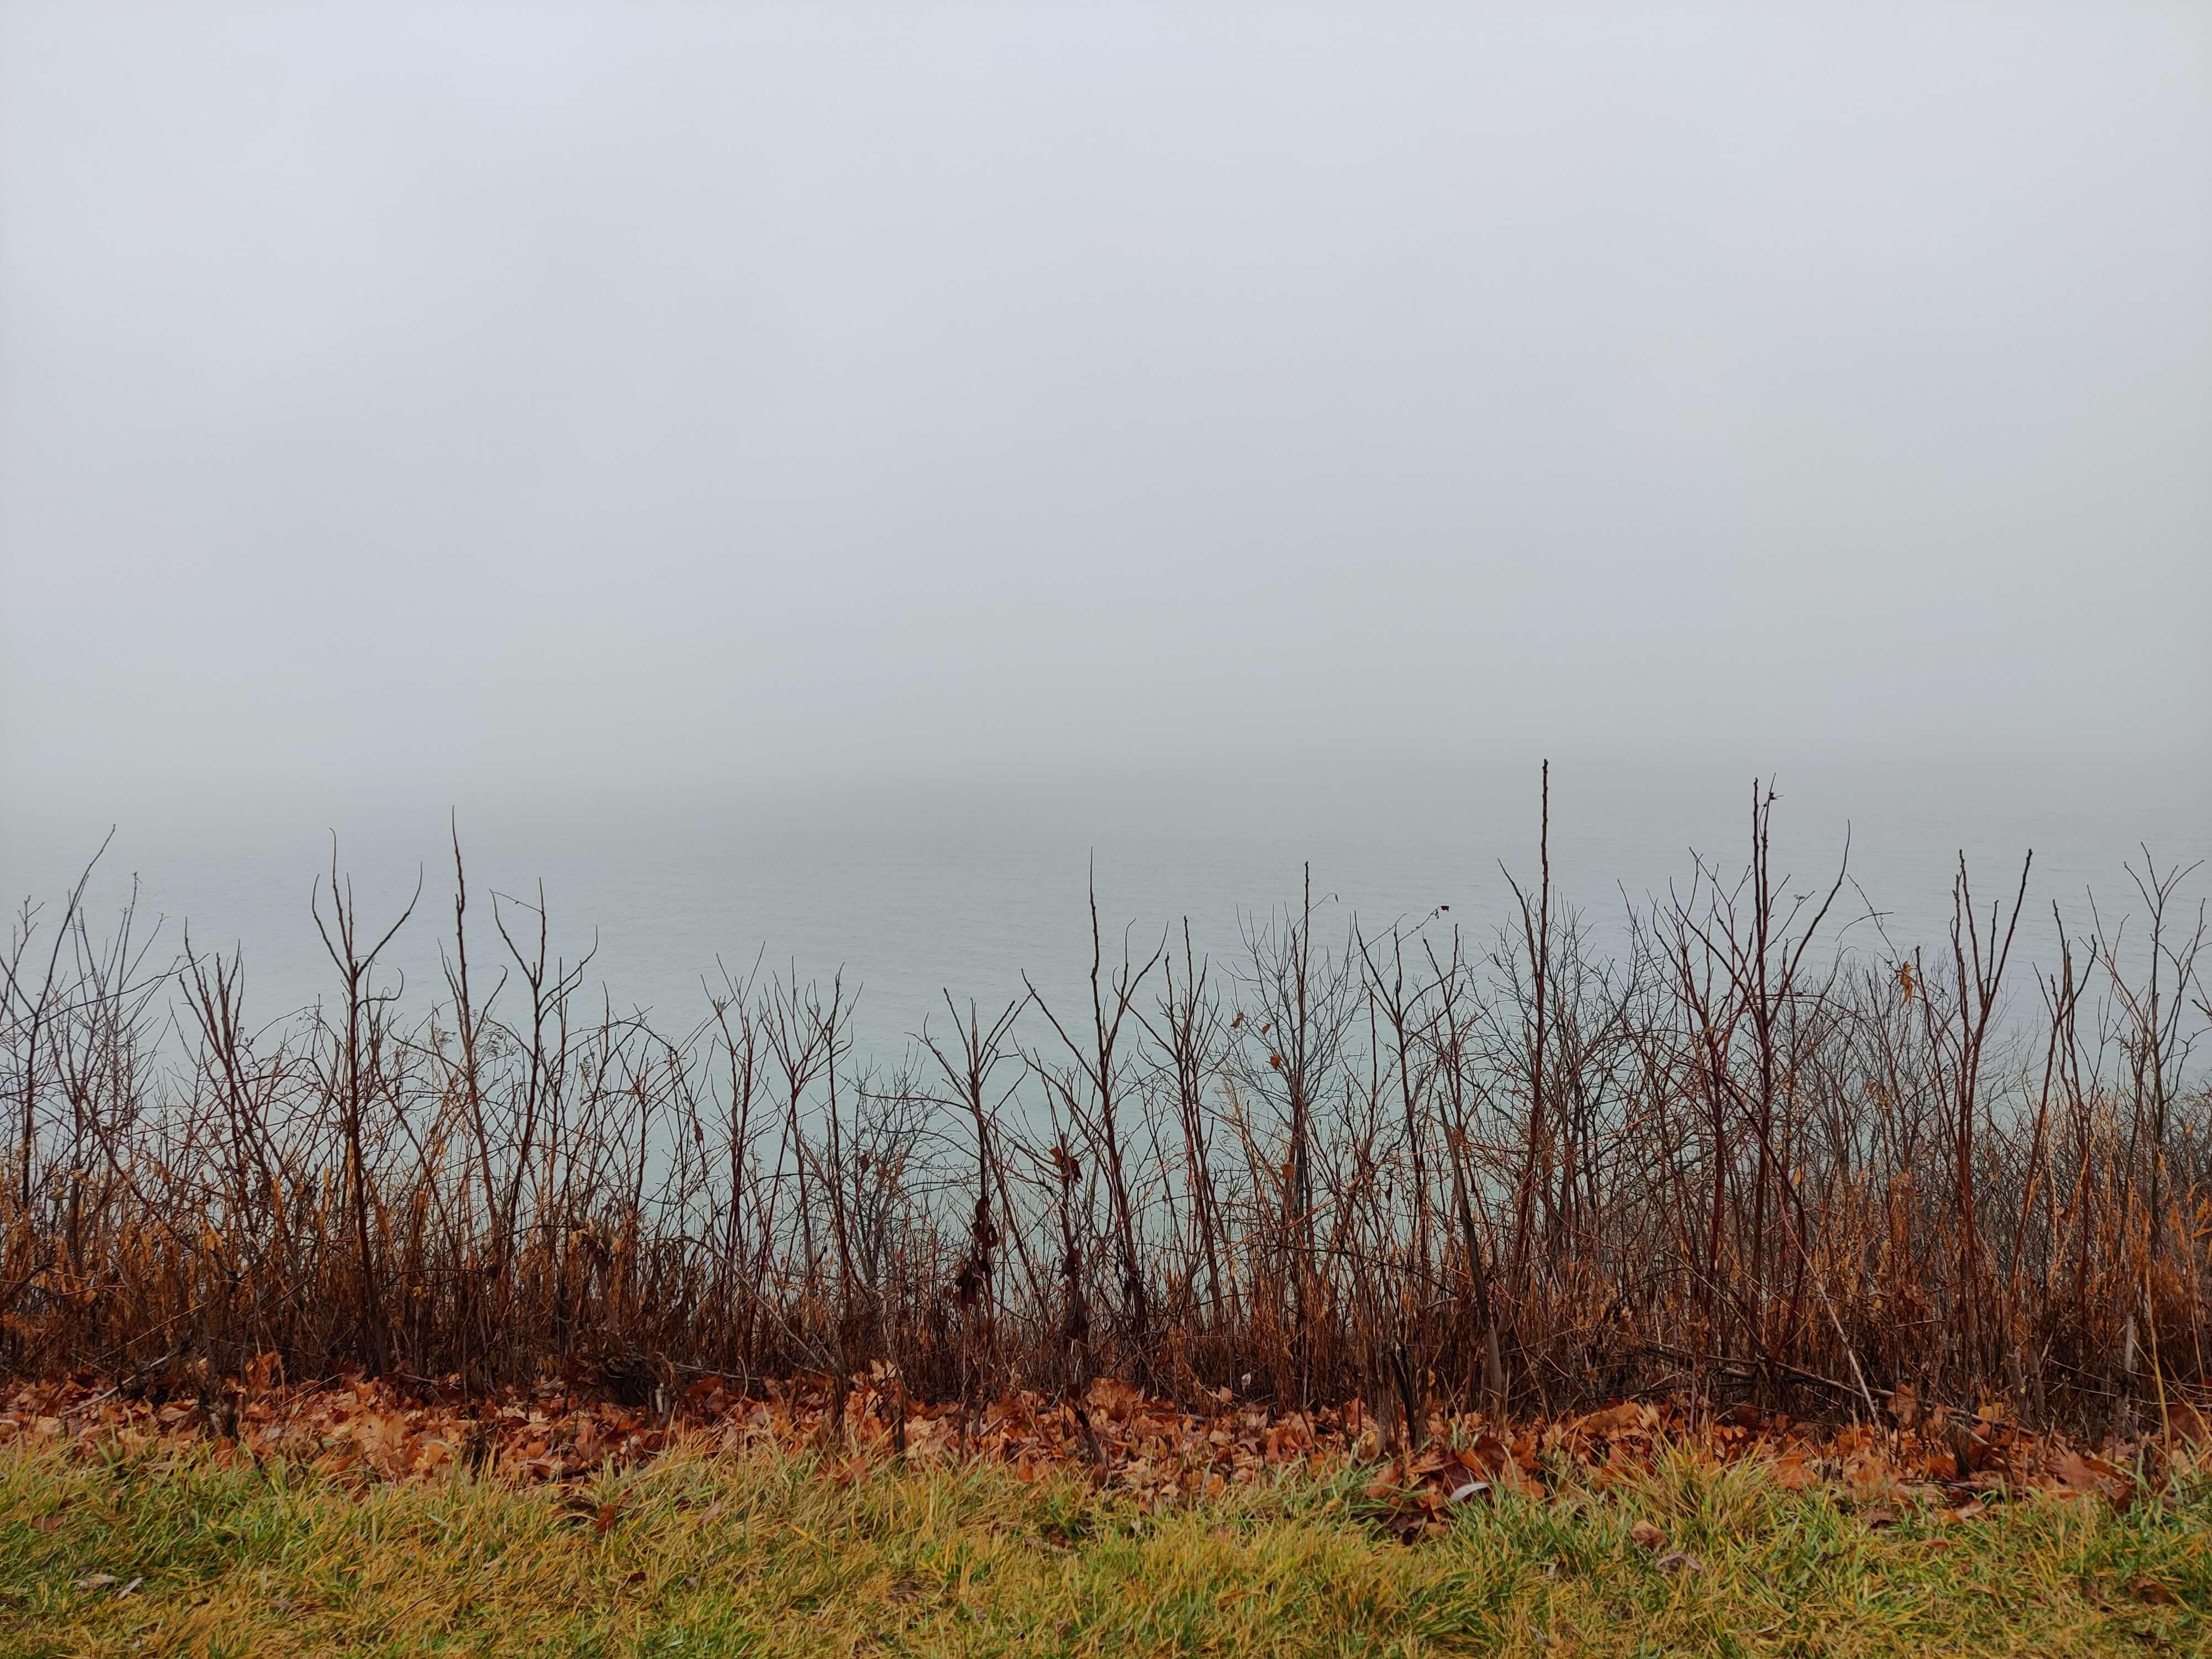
top-left (4, 752), bottom-right (2205, 1057)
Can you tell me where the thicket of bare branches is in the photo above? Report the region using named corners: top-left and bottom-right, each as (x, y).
top-left (3, 782), bottom-right (2206, 1438)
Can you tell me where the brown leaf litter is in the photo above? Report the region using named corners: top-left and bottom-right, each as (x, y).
top-left (1, 1369), bottom-right (2195, 1540)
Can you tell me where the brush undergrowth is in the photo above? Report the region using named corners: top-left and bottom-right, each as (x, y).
top-left (1, 1439), bottom-right (2206, 1657)
top-left (6, 792), bottom-right (2208, 1428)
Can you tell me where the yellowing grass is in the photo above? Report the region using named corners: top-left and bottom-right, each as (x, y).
top-left (1, 1439), bottom-right (2205, 1656)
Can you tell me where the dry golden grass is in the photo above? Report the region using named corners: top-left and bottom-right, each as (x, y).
top-left (2, 1434), bottom-right (2206, 1657)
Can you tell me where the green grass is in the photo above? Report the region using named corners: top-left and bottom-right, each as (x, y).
top-left (1, 1439), bottom-right (2205, 1657)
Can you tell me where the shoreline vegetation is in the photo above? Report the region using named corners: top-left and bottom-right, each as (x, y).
top-left (2, 774), bottom-right (2206, 1444)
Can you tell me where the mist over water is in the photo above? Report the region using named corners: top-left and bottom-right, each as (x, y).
top-left (8, 4), bottom-right (2212, 1479)
top-left (6, 752), bottom-right (2204, 1063)
top-left (3, 6), bottom-right (2207, 1061)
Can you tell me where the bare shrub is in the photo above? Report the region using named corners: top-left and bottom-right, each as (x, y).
top-left (1, 786), bottom-right (2204, 1432)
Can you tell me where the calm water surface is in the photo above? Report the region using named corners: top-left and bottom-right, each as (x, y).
top-left (4, 755), bottom-right (2205, 1057)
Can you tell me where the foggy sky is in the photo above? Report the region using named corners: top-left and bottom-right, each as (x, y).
top-left (3, 3), bottom-right (2208, 821)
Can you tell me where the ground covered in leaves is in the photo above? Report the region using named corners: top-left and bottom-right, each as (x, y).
top-left (1, 1376), bottom-right (2208, 1655)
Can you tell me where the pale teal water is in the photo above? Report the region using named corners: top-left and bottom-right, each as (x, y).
top-left (4, 754), bottom-right (2205, 1057)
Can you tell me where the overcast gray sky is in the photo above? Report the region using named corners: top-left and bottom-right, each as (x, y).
top-left (3, 3), bottom-right (2206, 820)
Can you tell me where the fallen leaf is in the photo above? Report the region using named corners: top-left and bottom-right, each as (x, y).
top-left (2130, 1575), bottom-right (2180, 1608)
top-left (1947, 1422), bottom-right (1987, 1475)
top-left (1770, 1455), bottom-right (1814, 1493)
top-left (2164, 1399), bottom-right (2210, 1446)
top-left (73, 1574), bottom-right (119, 1592)
top-left (2052, 1453), bottom-right (2130, 1504)
top-left (1655, 1550), bottom-right (1703, 1575)
top-left (1577, 1404), bottom-right (1646, 1437)
top-left (1629, 1520), bottom-right (1666, 1551)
